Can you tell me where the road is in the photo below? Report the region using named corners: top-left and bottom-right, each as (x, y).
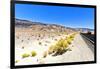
top-left (81, 33), bottom-right (95, 43)
top-left (80, 33), bottom-right (95, 53)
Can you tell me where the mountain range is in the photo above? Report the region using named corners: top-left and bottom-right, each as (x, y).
top-left (15, 18), bottom-right (94, 33)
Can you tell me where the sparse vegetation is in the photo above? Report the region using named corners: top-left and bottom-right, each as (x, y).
top-left (39, 42), bottom-right (42, 45)
top-left (48, 46), bottom-right (55, 54)
top-left (72, 45), bottom-right (74, 47)
top-left (38, 34), bottom-right (41, 37)
top-left (55, 39), bottom-right (57, 41)
top-left (22, 46), bottom-right (24, 49)
top-left (67, 38), bottom-right (72, 44)
top-left (45, 41), bottom-right (50, 43)
top-left (15, 60), bottom-right (19, 63)
top-left (44, 44), bottom-right (47, 46)
top-left (22, 53), bottom-right (30, 58)
top-left (28, 38), bottom-right (30, 40)
top-left (66, 48), bottom-right (72, 51)
top-left (62, 32), bottom-right (68, 35)
top-left (48, 33), bottom-right (76, 56)
top-left (15, 19), bottom-right (80, 64)
top-left (21, 40), bottom-right (24, 42)
top-left (16, 36), bottom-right (19, 39)
top-left (31, 51), bottom-right (37, 57)
top-left (43, 51), bottom-right (47, 58)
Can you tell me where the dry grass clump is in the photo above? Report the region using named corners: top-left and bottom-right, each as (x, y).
top-left (31, 51), bottom-right (37, 57)
top-left (48, 33), bottom-right (76, 56)
top-left (52, 39), bottom-right (68, 55)
top-left (22, 53), bottom-right (30, 58)
top-left (67, 38), bottom-right (72, 44)
top-left (67, 48), bottom-right (72, 51)
top-left (15, 60), bottom-right (19, 63)
top-left (22, 46), bottom-right (24, 49)
top-left (21, 40), bottom-right (24, 42)
top-left (16, 36), bottom-right (19, 39)
top-left (22, 51), bottom-right (37, 58)
top-left (48, 46), bottom-right (55, 54)
top-left (43, 51), bottom-right (48, 58)
top-left (39, 42), bottom-right (42, 45)
top-left (48, 39), bottom-right (68, 55)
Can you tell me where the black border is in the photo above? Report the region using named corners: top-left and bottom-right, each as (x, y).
top-left (10, 1), bottom-right (97, 69)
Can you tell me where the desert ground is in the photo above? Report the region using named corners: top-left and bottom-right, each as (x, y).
top-left (15, 26), bottom-right (94, 65)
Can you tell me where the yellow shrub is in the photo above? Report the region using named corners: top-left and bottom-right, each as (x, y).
top-left (15, 60), bottom-right (19, 63)
top-left (70, 35), bottom-right (74, 39)
top-left (63, 40), bottom-right (68, 48)
top-left (31, 51), bottom-right (37, 57)
top-left (48, 33), bottom-right (76, 55)
top-left (48, 46), bottom-right (55, 54)
top-left (22, 53), bottom-right (30, 58)
top-left (67, 38), bottom-right (72, 44)
top-left (56, 39), bottom-right (64, 47)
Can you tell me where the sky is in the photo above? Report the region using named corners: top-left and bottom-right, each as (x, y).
top-left (15, 4), bottom-right (95, 29)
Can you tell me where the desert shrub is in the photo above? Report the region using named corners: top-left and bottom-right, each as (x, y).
top-left (48, 33), bottom-right (76, 56)
top-left (63, 40), bottom-right (68, 48)
top-left (31, 51), bottom-right (37, 57)
top-left (56, 39), bottom-right (64, 46)
top-left (43, 51), bottom-right (47, 58)
top-left (22, 46), bottom-right (24, 49)
top-left (39, 42), bottom-right (42, 45)
top-left (38, 34), bottom-right (41, 37)
top-left (15, 60), bottom-right (19, 63)
top-left (48, 46), bottom-right (55, 54)
top-left (55, 46), bottom-right (62, 54)
top-left (70, 35), bottom-right (74, 39)
top-left (52, 44), bottom-right (67, 56)
top-left (67, 38), bottom-right (72, 44)
top-left (22, 53), bottom-right (30, 58)
top-left (16, 36), bottom-right (19, 39)
top-left (21, 40), bottom-right (24, 42)
top-left (55, 39), bottom-right (57, 41)
top-left (66, 33), bottom-right (76, 44)
top-left (67, 48), bottom-right (72, 51)
top-left (44, 44), bottom-right (47, 46)
top-left (71, 37), bottom-right (74, 40)
top-left (49, 39), bottom-right (68, 55)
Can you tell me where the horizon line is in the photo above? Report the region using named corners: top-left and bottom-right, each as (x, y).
top-left (15, 18), bottom-right (94, 30)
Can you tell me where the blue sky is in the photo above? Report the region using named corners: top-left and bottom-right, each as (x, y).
top-left (15, 4), bottom-right (94, 29)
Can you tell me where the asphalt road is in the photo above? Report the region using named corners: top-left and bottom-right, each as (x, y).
top-left (80, 33), bottom-right (95, 44)
top-left (80, 33), bottom-right (95, 53)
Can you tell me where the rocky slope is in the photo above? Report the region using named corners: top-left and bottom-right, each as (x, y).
top-left (15, 18), bottom-right (76, 34)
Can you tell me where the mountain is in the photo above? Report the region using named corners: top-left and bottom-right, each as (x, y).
top-left (15, 18), bottom-right (94, 34)
top-left (15, 18), bottom-right (77, 34)
top-left (75, 28), bottom-right (94, 32)
top-left (15, 18), bottom-right (47, 27)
